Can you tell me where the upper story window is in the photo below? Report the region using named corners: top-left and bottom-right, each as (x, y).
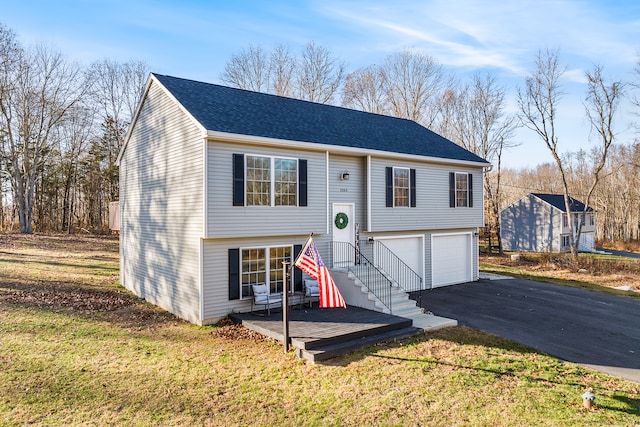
top-left (394, 167), bottom-right (410, 207)
top-left (455, 173), bottom-right (469, 207)
top-left (385, 166), bottom-right (416, 207)
top-left (233, 153), bottom-right (307, 207)
top-left (563, 214), bottom-right (568, 228)
top-left (449, 172), bottom-right (473, 208)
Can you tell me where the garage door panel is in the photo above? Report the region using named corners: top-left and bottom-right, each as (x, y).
top-left (432, 234), bottom-right (471, 288)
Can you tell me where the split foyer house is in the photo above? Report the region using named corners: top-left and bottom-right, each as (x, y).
top-left (500, 193), bottom-right (596, 253)
top-left (117, 73), bottom-right (490, 325)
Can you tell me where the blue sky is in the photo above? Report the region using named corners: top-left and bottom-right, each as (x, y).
top-left (4, 0), bottom-right (640, 168)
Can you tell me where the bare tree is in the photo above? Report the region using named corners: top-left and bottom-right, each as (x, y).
top-left (220, 44), bottom-right (270, 92)
top-left (88, 59), bottom-right (147, 203)
top-left (578, 64), bottom-right (624, 245)
top-left (383, 50), bottom-right (445, 126)
top-left (341, 65), bottom-right (387, 114)
top-left (0, 35), bottom-right (88, 233)
top-left (296, 41), bottom-right (345, 104)
top-left (0, 24), bottom-right (22, 230)
top-left (269, 44), bottom-right (296, 97)
top-left (455, 73), bottom-right (517, 253)
top-left (57, 103), bottom-right (96, 233)
top-left (517, 49), bottom-right (581, 257)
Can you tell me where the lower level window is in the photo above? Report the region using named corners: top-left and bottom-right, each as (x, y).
top-left (561, 235), bottom-right (571, 248)
top-left (241, 246), bottom-right (292, 298)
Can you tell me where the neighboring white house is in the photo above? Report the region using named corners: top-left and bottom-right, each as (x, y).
top-left (500, 193), bottom-right (596, 253)
top-left (117, 73), bottom-right (490, 325)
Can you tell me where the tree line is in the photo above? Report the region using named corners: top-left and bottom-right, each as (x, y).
top-left (0, 23), bottom-right (147, 233)
top-left (1, 24), bottom-right (639, 249)
top-left (221, 43), bottom-right (639, 255)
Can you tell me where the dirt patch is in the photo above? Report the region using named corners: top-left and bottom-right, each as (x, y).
top-left (0, 280), bottom-right (136, 312)
top-left (212, 317), bottom-right (276, 341)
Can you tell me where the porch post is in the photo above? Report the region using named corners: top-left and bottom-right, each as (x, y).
top-left (282, 261), bottom-right (290, 353)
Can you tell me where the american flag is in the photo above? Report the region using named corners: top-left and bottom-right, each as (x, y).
top-left (294, 236), bottom-right (346, 308)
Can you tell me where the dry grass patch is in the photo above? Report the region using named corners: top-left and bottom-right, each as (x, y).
top-left (1, 234), bottom-right (639, 426)
top-left (481, 251), bottom-right (640, 295)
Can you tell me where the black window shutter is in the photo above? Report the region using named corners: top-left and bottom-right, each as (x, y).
top-left (232, 154), bottom-right (244, 206)
top-left (385, 167), bottom-right (393, 207)
top-left (228, 249), bottom-right (240, 300)
top-left (449, 172), bottom-right (455, 208)
top-left (468, 173), bottom-right (473, 208)
top-left (410, 168), bottom-right (416, 207)
top-left (293, 244), bottom-right (303, 291)
top-left (298, 160), bottom-right (307, 207)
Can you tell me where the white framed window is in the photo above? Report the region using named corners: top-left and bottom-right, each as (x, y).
top-left (393, 167), bottom-right (410, 207)
top-left (561, 235), bottom-right (571, 248)
top-left (245, 155), bottom-right (298, 207)
top-left (386, 166), bottom-right (416, 207)
top-left (241, 245), bottom-right (292, 298)
top-left (455, 173), bottom-right (469, 207)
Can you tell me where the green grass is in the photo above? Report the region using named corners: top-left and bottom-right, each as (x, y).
top-left (1, 234), bottom-right (639, 426)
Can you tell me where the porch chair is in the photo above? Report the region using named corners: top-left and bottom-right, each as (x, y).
top-left (251, 284), bottom-right (282, 315)
top-left (303, 279), bottom-right (320, 308)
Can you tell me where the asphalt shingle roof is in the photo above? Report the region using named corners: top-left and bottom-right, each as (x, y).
top-left (153, 74), bottom-right (488, 164)
top-left (532, 193), bottom-right (593, 212)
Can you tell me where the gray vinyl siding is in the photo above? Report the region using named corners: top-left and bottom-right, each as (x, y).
top-left (369, 158), bottom-right (483, 232)
top-left (120, 81), bottom-right (204, 324)
top-left (207, 141), bottom-right (327, 237)
top-left (500, 194), bottom-right (563, 252)
top-left (202, 235), bottom-right (311, 323)
top-left (328, 154), bottom-right (367, 230)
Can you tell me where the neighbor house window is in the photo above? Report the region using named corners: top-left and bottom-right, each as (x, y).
top-left (233, 154), bottom-right (307, 207)
top-left (561, 235), bottom-right (571, 248)
top-left (563, 214), bottom-right (568, 228)
top-left (449, 172), bottom-right (473, 208)
top-left (385, 166), bottom-right (416, 207)
top-left (241, 246), bottom-right (292, 298)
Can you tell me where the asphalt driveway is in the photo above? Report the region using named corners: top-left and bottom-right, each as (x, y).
top-left (417, 278), bottom-right (640, 383)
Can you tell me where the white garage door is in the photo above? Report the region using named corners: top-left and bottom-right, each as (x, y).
top-left (376, 237), bottom-right (424, 287)
top-left (578, 232), bottom-right (595, 251)
top-left (432, 233), bottom-right (472, 288)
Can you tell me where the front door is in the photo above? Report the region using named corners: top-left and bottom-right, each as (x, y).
top-left (332, 203), bottom-right (355, 267)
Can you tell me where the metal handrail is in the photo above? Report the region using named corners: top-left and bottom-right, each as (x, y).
top-left (371, 240), bottom-right (424, 308)
top-left (330, 241), bottom-right (393, 313)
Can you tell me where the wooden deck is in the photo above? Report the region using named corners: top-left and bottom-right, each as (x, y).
top-left (230, 306), bottom-right (421, 362)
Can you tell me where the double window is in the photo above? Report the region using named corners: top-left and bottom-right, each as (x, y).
top-left (233, 153), bottom-right (307, 207)
top-left (228, 245), bottom-right (303, 300)
top-left (449, 172), bottom-right (473, 208)
top-left (385, 166), bottom-right (416, 207)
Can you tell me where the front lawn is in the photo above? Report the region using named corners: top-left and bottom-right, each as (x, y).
top-left (1, 234), bottom-right (638, 426)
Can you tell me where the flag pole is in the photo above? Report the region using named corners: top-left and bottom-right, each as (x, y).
top-left (282, 260), bottom-right (290, 354)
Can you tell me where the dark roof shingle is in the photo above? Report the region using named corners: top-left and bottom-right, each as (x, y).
top-left (532, 193), bottom-right (593, 212)
top-left (153, 74), bottom-right (488, 164)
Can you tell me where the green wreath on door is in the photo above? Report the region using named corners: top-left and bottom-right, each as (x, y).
top-left (334, 212), bottom-right (349, 229)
